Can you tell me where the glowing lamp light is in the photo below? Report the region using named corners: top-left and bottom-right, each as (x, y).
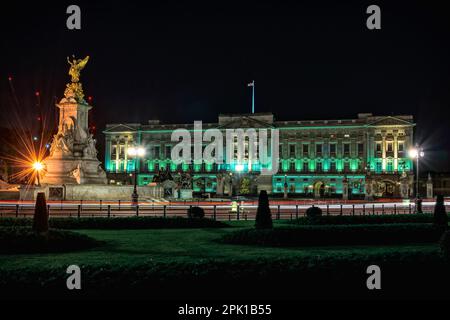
top-left (128, 147), bottom-right (145, 157)
top-left (33, 162), bottom-right (43, 171)
top-left (408, 148), bottom-right (424, 159)
top-left (235, 164), bottom-right (244, 172)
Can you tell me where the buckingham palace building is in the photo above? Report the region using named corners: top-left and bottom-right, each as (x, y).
top-left (103, 113), bottom-right (415, 199)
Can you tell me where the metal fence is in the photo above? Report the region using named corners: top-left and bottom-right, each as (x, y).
top-left (0, 201), bottom-right (447, 221)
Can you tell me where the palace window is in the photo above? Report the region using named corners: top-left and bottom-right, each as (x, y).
top-left (357, 143), bottom-right (364, 155)
top-left (303, 161), bottom-right (309, 172)
top-left (343, 143), bottom-right (350, 156)
top-left (154, 146), bottom-right (160, 159)
top-left (387, 142), bottom-right (393, 152)
top-left (317, 162), bottom-right (323, 172)
top-left (316, 144), bottom-right (322, 156)
top-left (376, 142), bottom-right (382, 153)
top-left (330, 161), bottom-right (336, 172)
top-left (302, 144), bottom-right (309, 155)
top-left (289, 144), bottom-right (296, 158)
top-left (330, 143), bottom-right (336, 155)
top-left (165, 145), bottom-right (171, 158)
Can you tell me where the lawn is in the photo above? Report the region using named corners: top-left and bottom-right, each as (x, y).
top-left (0, 221), bottom-right (446, 300)
top-left (0, 221), bottom-right (439, 269)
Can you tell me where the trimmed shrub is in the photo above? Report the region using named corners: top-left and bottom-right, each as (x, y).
top-left (440, 231), bottom-right (450, 260)
top-left (187, 206), bottom-right (205, 219)
top-left (255, 190), bottom-right (272, 229)
top-left (0, 226), bottom-right (99, 254)
top-left (306, 205), bottom-right (322, 223)
top-left (0, 216), bottom-right (228, 229)
top-left (288, 213), bottom-right (438, 225)
top-left (33, 192), bottom-right (49, 235)
top-left (433, 195), bottom-right (448, 228)
top-left (220, 223), bottom-right (444, 247)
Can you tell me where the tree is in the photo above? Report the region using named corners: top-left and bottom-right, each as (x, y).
top-left (33, 192), bottom-right (49, 235)
top-left (240, 177), bottom-right (251, 195)
top-left (433, 194), bottom-right (448, 229)
top-left (255, 190), bottom-right (272, 229)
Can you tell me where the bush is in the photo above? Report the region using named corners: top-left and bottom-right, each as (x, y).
top-left (288, 213), bottom-right (438, 225)
top-left (0, 216), bottom-right (228, 229)
top-left (440, 231), bottom-right (450, 260)
top-left (433, 195), bottom-right (448, 228)
top-left (33, 192), bottom-right (49, 235)
top-left (306, 206), bottom-right (322, 223)
top-left (220, 223), bottom-right (445, 247)
top-left (187, 206), bottom-right (205, 219)
top-left (0, 226), bottom-right (99, 254)
top-left (255, 190), bottom-right (273, 229)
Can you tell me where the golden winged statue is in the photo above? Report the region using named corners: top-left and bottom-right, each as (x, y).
top-left (67, 55), bottom-right (89, 83)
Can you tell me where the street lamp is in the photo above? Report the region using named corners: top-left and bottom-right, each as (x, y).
top-left (33, 161), bottom-right (43, 186)
top-left (127, 146), bottom-right (145, 205)
top-left (408, 144), bottom-right (424, 199)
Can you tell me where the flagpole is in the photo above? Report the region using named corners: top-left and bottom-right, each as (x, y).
top-left (251, 80), bottom-right (255, 114)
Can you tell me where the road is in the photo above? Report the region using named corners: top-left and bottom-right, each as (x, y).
top-left (0, 198), bottom-right (447, 220)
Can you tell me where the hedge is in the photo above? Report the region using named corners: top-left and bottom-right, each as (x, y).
top-left (0, 226), bottom-right (99, 254)
top-left (0, 216), bottom-right (229, 229)
top-left (219, 223), bottom-right (445, 247)
top-left (1, 252), bottom-right (449, 300)
top-left (288, 213), bottom-right (442, 225)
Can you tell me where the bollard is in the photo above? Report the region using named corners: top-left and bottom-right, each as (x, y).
top-left (295, 205), bottom-right (299, 220)
top-left (340, 204), bottom-right (343, 216)
top-left (373, 204), bottom-right (375, 215)
top-left (363, 204), bottom-right (365, 216)
top-left (77, 205), bottom-right (81, 218)
top-left (118, 200), bottom-right (121, 211)
top-left (16, 204), bottom-right (19, 218)
top-left (277, 205), bottom-right (281, 220)
top-left (326, 204), bottom-right (329, 216)
top-left (409, 204), bottom-right (412, 214)
top-left (100, 200), bottom-right (102, 211)
top-left (237, 205), bottom-right (240, 221)
top-left (394, 204), bottom-right (397, 215)
top-left (213, 205), bottom-right (217, 220)
top-left (163, 205), bottom-right (167, 218)
top-left (352, 204), bottom-right (355, 216)
top-left (382, 204), bottom-right (384, 215)
top-left (136, 205), bottom-right (139, 216)
top-left (228, 214), bottom-right (231, 221)
top-left (107, 205), bottom-right (111, 218)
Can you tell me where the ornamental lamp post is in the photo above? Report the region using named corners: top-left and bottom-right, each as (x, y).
top-left (128, 146), bottom-right (145, 205)
top-left (408, 144), bottom-right (424, 199)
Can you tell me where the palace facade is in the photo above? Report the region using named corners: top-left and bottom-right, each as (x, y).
top-left (104, 113), bottom-right (415, 198)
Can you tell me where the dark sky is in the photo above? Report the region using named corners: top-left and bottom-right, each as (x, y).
top-left (1, 0), bottom-right (450, 171)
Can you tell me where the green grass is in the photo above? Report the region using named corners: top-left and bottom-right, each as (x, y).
top-left (0, 225), bottom-right (440, 271)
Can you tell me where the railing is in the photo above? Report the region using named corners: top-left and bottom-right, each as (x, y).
top-left (0, 201), bottom-right (447, 221)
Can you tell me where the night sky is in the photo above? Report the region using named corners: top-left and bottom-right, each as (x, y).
top-left (1, 1), bottom-right (449, 172)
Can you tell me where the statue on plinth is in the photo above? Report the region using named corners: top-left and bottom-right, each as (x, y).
top-left (41, 56), bottom-right (107, 185)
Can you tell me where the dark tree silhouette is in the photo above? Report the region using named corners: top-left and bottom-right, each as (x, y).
top-left (255, 190), bottom-right (273, 229)
top-left (433, 194), bottom-right (448, 228)
top-left (33, 192), bottom-right (49, 235)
